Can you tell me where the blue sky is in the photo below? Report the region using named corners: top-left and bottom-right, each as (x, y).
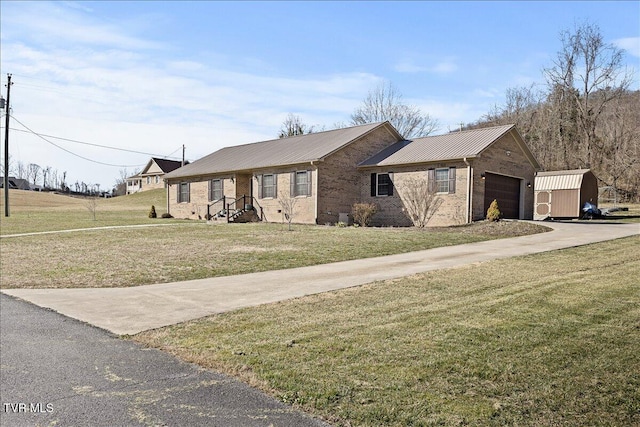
top-left (1, 1), bottom-right (638, 190)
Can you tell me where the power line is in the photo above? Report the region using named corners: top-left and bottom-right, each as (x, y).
top-left (2, 116), bottom-right (187, 169)
top-left (8, 114), bottom-right (148, 168)
top-left (3, 126), bottom-right (182, 159)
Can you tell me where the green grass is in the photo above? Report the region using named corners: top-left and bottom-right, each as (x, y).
top-left (0, 220), bottom-right (547, 289)
top-left (134, 236), bottom-right (640, 426)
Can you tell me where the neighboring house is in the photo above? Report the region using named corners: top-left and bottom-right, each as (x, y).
top-left (126, 158), bottom-right (184, 194)
top-left (163, 122), bottom-right (541, 226)
top-left (0, 177), bottom-right (32, 190)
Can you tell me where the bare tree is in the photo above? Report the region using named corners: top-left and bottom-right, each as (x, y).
top-left (278, 190), bottom-right (298, 230)
top-left (351, 81), bottom-right (439, 138)
top-left (279, 113), bottom-right (316, 138)
top-left (15, 161), bottom-right (27, 180)
top-left (85, 196), bottom-right (98, 220)
top-left (544, 22), bottom-right (633, 168)
top-left (27, 163), bottom-right (41, 186)
top-left (397, 175), bottom-right (443, 227)
top-left (1, 155), bottom-right (13, 177)
top-left (42, 166), bottom-right (52, 189)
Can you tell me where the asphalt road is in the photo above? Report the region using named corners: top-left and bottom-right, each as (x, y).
top-left (0, 294), bottom-right (329, 427)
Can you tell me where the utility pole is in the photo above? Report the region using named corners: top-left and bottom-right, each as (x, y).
top-left (181, 144), bottom-right (185, 166)
top-left (2, 73), bottom-right (12, 217)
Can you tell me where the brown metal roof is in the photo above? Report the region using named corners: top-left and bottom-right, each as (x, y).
top-left (359, 124), bottom-right (519, 167)
top-left (164, 122), bottom-right (398, 180)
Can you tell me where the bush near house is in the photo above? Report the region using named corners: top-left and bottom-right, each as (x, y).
top-left (352, 203), bottom-right (377, 227)
top-left (486, 199), bottom-right (501, 222)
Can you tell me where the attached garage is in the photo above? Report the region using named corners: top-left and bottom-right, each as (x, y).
top-left (483, 172), bottom-right (522, 219)
top-left (534, 169), bottom-right (598, 220)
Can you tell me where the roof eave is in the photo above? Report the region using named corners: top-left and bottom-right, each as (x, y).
top-left (357, 155), bottom-right (478, 169)
top-left (164, 159), bottom-right (324, 182)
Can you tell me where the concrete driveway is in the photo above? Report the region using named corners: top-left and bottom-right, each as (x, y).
top-left (2, 221), bottom-right (638, 335)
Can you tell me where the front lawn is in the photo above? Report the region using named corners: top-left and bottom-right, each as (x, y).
top-left (134, 236), bottom-right (640, 426)
top-left (0, 221), bottom-right (547, 289)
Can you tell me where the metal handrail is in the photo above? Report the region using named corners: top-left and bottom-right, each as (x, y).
top-left (207, 194), bottom-right (265, 222)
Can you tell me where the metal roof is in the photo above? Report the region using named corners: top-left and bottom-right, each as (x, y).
top-left (358, 124), bottom-right (517, 167)
top-left (164, 122), bottom-right (398, 180)
top-left (534, 169), bottom-right (592, 191)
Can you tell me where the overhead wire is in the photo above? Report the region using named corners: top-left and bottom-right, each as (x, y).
top-left (8, 114), bottom-right (148, 168)
top-left (3, 115), bottom-right (185, 168)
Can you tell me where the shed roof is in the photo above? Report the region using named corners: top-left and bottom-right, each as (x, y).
top-left (534, 169), bottom-right (593, 191)
top-left (164, 122), bottom-right (400, 180)
top-left (358, 124), bottom-right (538, 168)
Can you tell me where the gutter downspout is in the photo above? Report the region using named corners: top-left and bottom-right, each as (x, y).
top-left (463, 158), bottom-right (472, 224)
top-left (311, 161), bottom-right (318, 224)
top-left (166, 181), bottom-right (170, 216)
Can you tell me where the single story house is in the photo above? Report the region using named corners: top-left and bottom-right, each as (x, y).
top-left (0, 176), bottom-right (32, 191)
top-left (163, 122), bottom-right (541, 226)
top-left (534, 169), bottom-right (598, 220)
top-left (126, 158), bottom-right (185, 194)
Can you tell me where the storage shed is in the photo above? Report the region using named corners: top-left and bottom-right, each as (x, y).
top-left (534, 169), bottom-right (598, 220)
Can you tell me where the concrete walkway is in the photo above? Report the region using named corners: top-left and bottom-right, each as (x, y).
top-left (2, 221), bottom-right (638, 335)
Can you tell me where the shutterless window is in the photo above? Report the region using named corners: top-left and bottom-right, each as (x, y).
top-left (292, 171), bottom-right (311, 197)
top-left (262, 174), bottom-right (276, 198)
top-left (178, 182), bottom-right (190, 203)
top-left (209, 179), bottom-right (223, 201)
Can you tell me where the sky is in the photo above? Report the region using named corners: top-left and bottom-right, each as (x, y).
top-left (1, 1), bottom-right (639, 191)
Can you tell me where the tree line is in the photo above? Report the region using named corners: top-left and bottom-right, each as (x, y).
top-left (468, 23), bottom-right (638, 202)
top-left (3, 159), bottom-right (108, 196)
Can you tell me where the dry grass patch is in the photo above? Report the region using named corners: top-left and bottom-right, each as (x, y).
top-left (0, 188), bottom-right (172, 235)
top-left (0, 221), bottom-right (547, 289)
top-left (134, 236), bottom-right (640, 426)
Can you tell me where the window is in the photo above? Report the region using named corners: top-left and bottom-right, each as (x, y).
top-left (291, 171), bottom-right (311, 197)
top-left (370, 173), bottom-right (394, 197)
top-left (259, 174), bottom-right (277, 199)
top-left (146, 176), bottom-right (151, 184)
top-left (155, 176), bottom-right (159, 184)
top-left (429, 167), bottom-right (456, 194)
top-left (177, 182), bottom-right (190, 203)
top-left (435, 168), bottom-right (449, 193)
top-left (209, 179), bottom-right (223, 201)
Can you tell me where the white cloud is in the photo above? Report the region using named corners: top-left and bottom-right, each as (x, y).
top-left (614, 37), bottom-right (640, 58)
top-left (394, 57), bottom-right (458, 74)
top-left (1, 4), bottom-right (383, 188)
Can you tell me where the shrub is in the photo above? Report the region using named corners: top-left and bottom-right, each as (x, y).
top-left (352, 203), bottom-right (377, 227)
top-left (161, 212), bottom-right (173, 219)
top-left (149, 205), bottom-right (157, 218)
top-left (486, 199), bottom-right (501, 222)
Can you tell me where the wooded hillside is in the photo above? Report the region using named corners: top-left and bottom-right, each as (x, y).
top-left (468, 23), bottom-right (639, 202)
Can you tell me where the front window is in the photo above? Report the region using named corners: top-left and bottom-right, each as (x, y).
top-left (435, 168), bottom-right (450, 193)
top-left (262, 174), bottom-right (276, 198)
top-left (209, 179), bottom-right (223, 201)
top-left (377, 173), bottom-right (392, 196)
top-left (293, 171), bottom-right (311, 197)
top-left (178, 182), bottom-right (190, 203)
